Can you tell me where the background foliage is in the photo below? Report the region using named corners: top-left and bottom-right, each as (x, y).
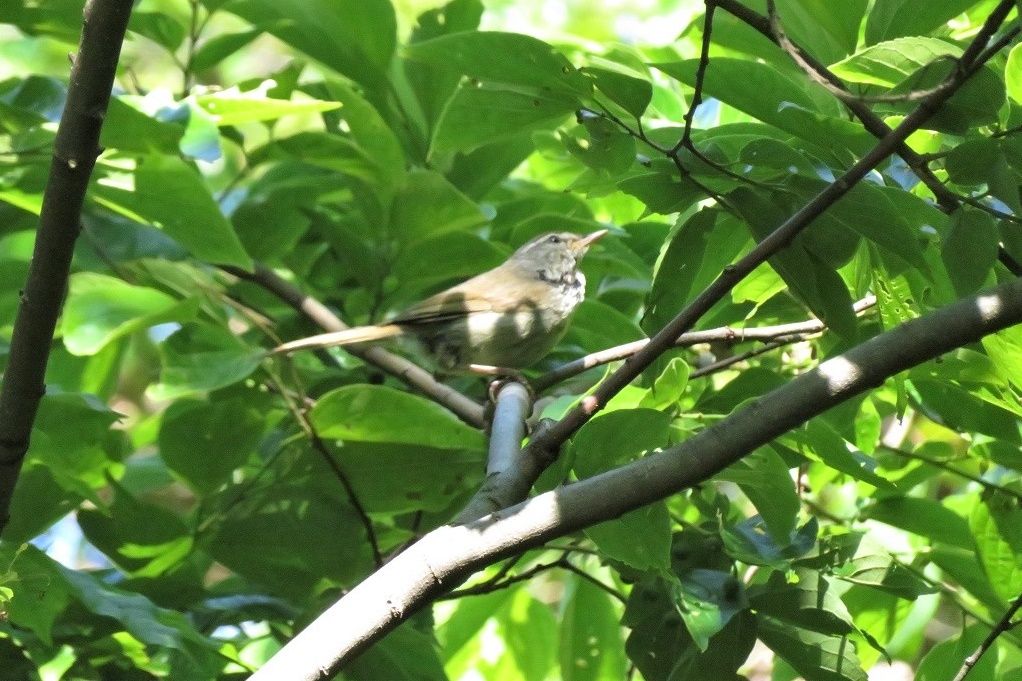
top-left (2, 0), bottom-right (1022, 679)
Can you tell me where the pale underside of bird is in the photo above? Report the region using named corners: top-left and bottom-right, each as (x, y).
top-left (274, 230), bottom-right (608, 371)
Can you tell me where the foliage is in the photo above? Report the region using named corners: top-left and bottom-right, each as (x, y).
top-left (1, 0), bottom-right (1022, 679)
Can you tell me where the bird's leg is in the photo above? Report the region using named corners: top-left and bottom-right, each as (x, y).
top-left (468, 364), bottom-right (536, 404)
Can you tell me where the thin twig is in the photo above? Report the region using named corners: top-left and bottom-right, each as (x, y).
top-left (879, 446), bottom-right (1022, 503)
top-left (534, 296), bottom-right (875, 391)
top-left (676, 0), bottom-right (716, 151)
top-left (689, 336), bottom-right (802, 379)
top-left (221, 263), bottom-right (486, 428)
top-left (952, 592), bottom-right (1022, 681)
top-left (766, 0), bottom-right (958, 104)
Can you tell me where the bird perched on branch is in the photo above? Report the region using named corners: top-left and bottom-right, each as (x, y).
top-left (274, 230), bottom-right (607, 372)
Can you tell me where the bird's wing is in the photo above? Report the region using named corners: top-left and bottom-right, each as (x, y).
top-left (392, 268), bottom-right (529, 325)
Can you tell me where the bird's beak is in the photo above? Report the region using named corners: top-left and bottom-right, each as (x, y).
top-left (574, 229), bottom-right (608, 252)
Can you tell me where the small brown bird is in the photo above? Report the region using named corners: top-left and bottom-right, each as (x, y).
top-left (274, 230), bottom-right (607, 370)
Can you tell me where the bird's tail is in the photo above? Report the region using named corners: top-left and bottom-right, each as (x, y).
top-left (273, 324), bottom-right (404, 355)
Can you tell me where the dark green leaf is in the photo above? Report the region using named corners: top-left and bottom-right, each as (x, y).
top-left (865, 497), bottom-right (974, 549)
top-left (405, 31), bottom-right (591, 99)
top-left (60, 272), bottom-right (191, 356)
top-left (217, 0), bottom-right (396, 92)
top-left (128, 12), bottom-right (185, 51)
top-left (152, 323), bottom-right (263, 400)
top-left (759, 615), bottom-right (868, 681)
top-left (432, 85), bottom-right (577, 154)
top-left (584, 66), bottom-right (652, 118)
top-left (865, 0), bottom-right (982, 44)
top-left (92, 155), bottom-right (252, 268)
top-left (310, 385), bottom-right (485, 450)
top-left (159, 396), bottom-right (265, 493)
top-left (190, 29), bottom-right (261, 72)
top-left (559, 578), bottom-right (628, 681)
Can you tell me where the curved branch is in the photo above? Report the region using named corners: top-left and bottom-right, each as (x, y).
top-left (222, 263), bottom-right (486, 429)
top-left (249, 271), bottom-right (1022, 681)
top-left (0, 0), bottom-right (134, 532)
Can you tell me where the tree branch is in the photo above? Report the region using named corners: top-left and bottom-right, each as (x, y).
top-left (533, 296), bottom-right (875, 391)
top-left (453, 382), bottom-right (537, 524)
top-left (716, 0), bottom-right (1017, 217)
top-left (221, 263), bottom-right (486, 429)
top-left (952, 591), bottom-right (1022, 681)
top-left (249, 273), bottom-right (1022, 681)
top-left (0, 0), bottom-right (134, 533)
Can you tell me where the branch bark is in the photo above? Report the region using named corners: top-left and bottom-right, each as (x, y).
top-left (0, 0), bottom-right (134, 533)
top-left (222, 263), bottom-right (486, 428)
top-left (249, 274), bottom-right (1022, 681)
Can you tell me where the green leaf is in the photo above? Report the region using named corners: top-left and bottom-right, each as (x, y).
top-left (982, 326), bottom-right (1022, 392)
top-left (865, 0), bottom-right (983, 44)
top-left (584, 66), bottom-right (652, 119)
top-left (721, 516), bottom-right (818, 567)
top-left (60, 273), bottom-right (189, 356)
top-left (128, 12), bottom-right (185, 51)
top-left (216, 0), bottom-right (396, 92)
top-left (719, 448), bottom-right (799, 542)
top-left (559, 577), bottom-right (628, 681)
top-left (831, 37), bottom-right (961, 87)
top-left (751, 569), bottom-right (857, 637)
top-left (759, 615), bottom-right (868, 681)
top-left (389, 169), bottom-right (486, 241)
top-left (654, 59), bottom-right (869, 152)
top-left (432, 85), bottom-right (577, 154)
top-left (92, 155), bottom-right (252, 268)
top-left (572, 410), bottom-right (672, 571)
top-left (917, 623), bottom-right (997, 681)
top-left (639, 357), bottom-right (690, 410)
top-left (970, 491), bottom-right (1022, 604)
top-left (834, 554), bottom-right (937, 599)
top-left (77, 484), bottom-right (192, 576)
top-left (644, 209), bottom-right (747, 333)
top-left (150, 323), bottom-right (263, 400)
top-left (788, 422), bottom-right (895, 490)
top-left (193, 88), bottom-right (340, 126)
top-left (190, 29), bottom-right (261, 72)
top-left (945, 140), bottom-right (1021, 214)
top-left (676, 569), bottom-right (748, 651)
top-left (942, 208), bottom-right (999, 296)
top-left (865, 497), bottom-right (974, 549)
top-left (405, 31), bottom-right (591, 99)
top-left (209, 480), bottom-right (375, 599)
top-left (159, 396), bottom-right (265, 493)
top-left (346, 623), bottom-right (448, 681)
top-left (310, 385), bottom-right (485, 450)
top-left (329, 441), bottom-right (483, 513)
top-left (1008, 43), bottom-right (1022, 104)
top-left (101, 97), bottom-right (184, 155)
top-left (769, 0), bottom-right (867, 64)
top-left (1, 543), bottom-right (72, 646)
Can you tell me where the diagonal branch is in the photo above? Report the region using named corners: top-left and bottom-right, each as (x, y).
top-left (715, 0), bottom-right (1015, 215)
top-left (0, 0), bottom-right (135, 533)
top-left (221, 263), bottom-right (486, 428)
top-left (249, 267), bottom-right (1022, 681)
top-left (505, 7), bottom-right (1014, 508)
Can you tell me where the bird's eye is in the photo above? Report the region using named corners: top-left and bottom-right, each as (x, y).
top-left (547, 235), bottom-right (561, 244)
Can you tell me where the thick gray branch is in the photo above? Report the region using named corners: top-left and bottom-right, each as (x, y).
top-left (249, 275), bottom-right (1022, 681)
top-left (0, 0), bottom-right (134, 532)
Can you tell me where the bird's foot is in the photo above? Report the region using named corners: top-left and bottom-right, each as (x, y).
top-left (468, 364), bottom-right (536, 404)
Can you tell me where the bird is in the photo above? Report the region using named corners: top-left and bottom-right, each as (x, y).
top-left (274, 229), bottom-right (608, 372)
